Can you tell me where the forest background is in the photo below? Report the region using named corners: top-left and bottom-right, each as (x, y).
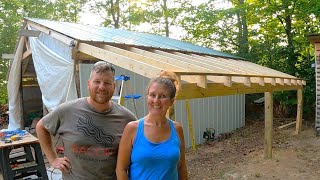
top-left (0, 0), bottom-right (320, 121)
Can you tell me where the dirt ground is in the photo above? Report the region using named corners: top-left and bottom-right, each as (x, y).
top-left (186, 119), bottom-right (320, 180)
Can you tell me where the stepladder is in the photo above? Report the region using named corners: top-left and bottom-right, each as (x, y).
top-left (112, 75), bottom-right (141, 117)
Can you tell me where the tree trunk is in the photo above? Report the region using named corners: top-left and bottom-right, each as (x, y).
top-left (163, 0), bottom-right (169, 37)
top-left (237, 0), bottom-right (249, 57)
top-left (110, 0), bottom-right (120, 28)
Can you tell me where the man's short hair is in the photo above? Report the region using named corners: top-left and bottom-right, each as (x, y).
top-left (91, 61), bottom-right (115, 75)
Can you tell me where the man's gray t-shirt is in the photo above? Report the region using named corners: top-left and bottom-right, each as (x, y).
top-left (42, 97), bottom-right (136, 180)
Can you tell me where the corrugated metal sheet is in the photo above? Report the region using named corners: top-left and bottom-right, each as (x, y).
top-left (79, 63), bottom-right (245, 148)
top-left (27, 18), bottom-right (239, 59)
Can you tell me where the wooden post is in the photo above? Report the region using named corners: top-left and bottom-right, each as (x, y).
top-left (185, 100), bottom-right (196, 150)
top-left (73, 59), bottom-right (80, 98)
top-left (119, 79), bottom-right (125, 106)
top-left (295, 89), bottom-right (303, 134)
top-left (264, 92), bottom-right (273, 159)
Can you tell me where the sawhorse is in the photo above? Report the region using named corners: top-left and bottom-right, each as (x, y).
top-left (0, 134), bottom-right (48, 180)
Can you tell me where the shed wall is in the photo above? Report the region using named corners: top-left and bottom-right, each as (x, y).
top-left (79, 63), bottom-right (245, 148)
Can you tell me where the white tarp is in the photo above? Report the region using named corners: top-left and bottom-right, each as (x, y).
top-left (7, 37), bottom-right (25, 130)
top-left (8, 32), bottom-right (77, 130)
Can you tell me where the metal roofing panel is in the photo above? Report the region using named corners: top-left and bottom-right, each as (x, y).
top-left (26, 18), bottom-right (239, 59)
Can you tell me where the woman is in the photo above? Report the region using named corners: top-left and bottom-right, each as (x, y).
top-left (116, 71), bottom-right (188, 180)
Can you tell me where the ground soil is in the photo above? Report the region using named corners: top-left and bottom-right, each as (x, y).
top-left (186, 119), bottom-right (320, 180)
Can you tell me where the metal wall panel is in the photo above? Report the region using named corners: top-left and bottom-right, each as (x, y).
top-left (79, 63), bottom-right (245, 148)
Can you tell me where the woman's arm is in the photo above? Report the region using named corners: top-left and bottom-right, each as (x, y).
top-left (175, 122), bottom-right (188, 180)
top-left (116, 121), bottom-right (137, 180)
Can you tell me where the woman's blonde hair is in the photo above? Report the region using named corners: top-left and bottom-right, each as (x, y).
top-left (147, 71), bottom-right (180, 99)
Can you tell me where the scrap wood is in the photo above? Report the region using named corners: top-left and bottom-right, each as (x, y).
top-left (278, 121), bottom-right (296, 129)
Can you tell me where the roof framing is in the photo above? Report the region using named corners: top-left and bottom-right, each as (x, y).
top-left (25, 19), bottom-right (305, 98)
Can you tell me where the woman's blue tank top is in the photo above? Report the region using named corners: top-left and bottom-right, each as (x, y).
top-left (129, 118), bottom-right (181, 180)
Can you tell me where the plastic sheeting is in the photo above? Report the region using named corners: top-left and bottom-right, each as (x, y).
top-left (7, 37), bottom-right (25, 130)
top-left (7, 32), bottom-right (77, 130)
top-left (29, 34), bottom-right (77, 112)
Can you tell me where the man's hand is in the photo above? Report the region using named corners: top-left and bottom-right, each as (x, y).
top-left (51, 156), bottom-right (71, 173)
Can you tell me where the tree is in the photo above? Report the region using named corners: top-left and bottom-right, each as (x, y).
top-left (180, 0), bottom-right (320, 119)
top-left (0, 0), bottom-right (87, 104)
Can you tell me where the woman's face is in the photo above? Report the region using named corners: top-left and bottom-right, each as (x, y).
top-left (147, 82), bottom-right (174, 117)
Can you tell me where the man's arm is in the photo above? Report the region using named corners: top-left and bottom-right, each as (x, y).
top-left (36, 119), bottom-right (71, 172)
top-left (36, 119), bottom-right (58, 164)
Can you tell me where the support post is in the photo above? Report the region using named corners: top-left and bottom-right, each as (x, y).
top-left (295, 89), bottom-right (303, 134)
top-left (264, 92), bottom-right (273, 159)
top-left (74, 59), bottom-right (80, 98)
top-left (185, 100), bottom-right (196, 150)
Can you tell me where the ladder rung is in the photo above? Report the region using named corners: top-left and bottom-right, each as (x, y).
top-left (124, 94), bottom-right (141, 99)
top-left (115, 75), bottom-right (130, 81)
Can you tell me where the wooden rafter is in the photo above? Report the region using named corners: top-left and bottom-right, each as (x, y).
top-left (77, 43), bottom-right (164, 79)
top-left (177, 83), bottom-right (303, 100)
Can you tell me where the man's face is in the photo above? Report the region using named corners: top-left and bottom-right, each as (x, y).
top-left (88, 70), bottom-right (115, 105)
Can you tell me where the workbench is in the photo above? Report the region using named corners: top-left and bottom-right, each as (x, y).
top-left (0, 133), bottom-right (48, 179)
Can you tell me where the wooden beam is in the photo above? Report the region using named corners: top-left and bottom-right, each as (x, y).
top-left (278, 121), bottom-right (296, 129)
top-left (295, 89), bottom-right (303, 134)
top-left (206, 55), bottom-right (294, 78)
top-left (176, 52), bottom-right (247, 74)
top-left (27, 21), bottom-right (75, 45)
top-left (74, 60), bottom-right (81, 98)
top-left (22, 49), bottom-right (32, 60)
top-left (265, 78), bottom-right (276, 86)
top-left (285, 79), bottom-right (291, 86)
top-left (72, 49), bottom-right (99, 61)
top-left (278, 78), bottom-right (284, 85)
top-left (224, 76), bottom-right (232, 87)
top-left (101, 45), bottom-right (186, 71)
top-left (181, 75), bottom-right (207, 88)
top-left (100, 45), bottom-right (212, 87)
top-left (308, 35), bottom-right (320, 45)
top-left (153, 49), bottom-right (229, 74)
top-left (244, 77), bottom-right (251, 87)
top-left (77, 43), bottom-right (164, 79)
top-left (18, 30), bottom-right (40, 37)
top-left (258, 77), bottom-right (265, 86)
top-left (314, 43), bottom-right (320, 57)
top-left (177, 83), bottom-right (303, 100)
top-left (185, 100), bottom-right (196, 151)
top-left (2, 54), bottom-right (14, 59)
top-left (127, 47), bottom-right (194, 69)
top-left (21, 55), bottom-right (31, 75)
top-left (264, 91), bottom-right (273, 159)
top-left (202, 55), bottom-right (265, 75)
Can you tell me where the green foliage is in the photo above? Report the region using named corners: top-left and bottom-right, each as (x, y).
top-left (0, 0), bottom-right (87, 105)
top-left (180, 0), bottom-right (320, 120)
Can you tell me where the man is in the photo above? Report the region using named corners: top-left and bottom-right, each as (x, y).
top-left (36, 61), bottom-right (136, 180)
